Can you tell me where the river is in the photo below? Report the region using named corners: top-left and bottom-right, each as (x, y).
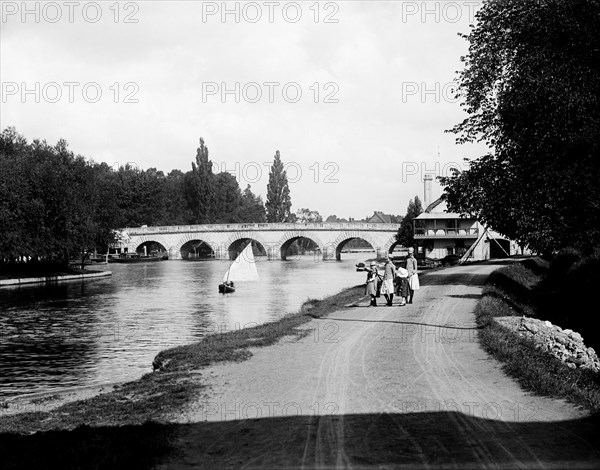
top-left (0, 253), bottom-right (372, 399)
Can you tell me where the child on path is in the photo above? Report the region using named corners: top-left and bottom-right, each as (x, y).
top-left (395, 266), bottom-right (409, 306)
top-left (365, 261), bottom-right (380, 306)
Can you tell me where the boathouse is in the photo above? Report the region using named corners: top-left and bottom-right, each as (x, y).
top-left (414, 197), bottom-right (521, 261)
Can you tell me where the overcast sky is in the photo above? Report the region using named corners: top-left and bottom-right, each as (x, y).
top-left (1, 0), bottom-right (489, 220)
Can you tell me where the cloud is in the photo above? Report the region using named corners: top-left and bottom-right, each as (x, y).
top-left (1, 1), bottom-right (487, 218)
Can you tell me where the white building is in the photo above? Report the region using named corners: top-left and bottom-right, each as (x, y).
top-left (414, 198), bottom-right (522, 261)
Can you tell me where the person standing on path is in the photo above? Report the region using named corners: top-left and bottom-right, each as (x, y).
top-left (365, 261), bottom-right (380, 306)
top-left (382, 255), bottom-right (397, 306)
top-left (406, 247), bottom-right (419, 304)
top-left (395, 266), bottom-right (409, 306)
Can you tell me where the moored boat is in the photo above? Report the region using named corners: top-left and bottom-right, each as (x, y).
top-left (108, 253), bottom-right (168, 263)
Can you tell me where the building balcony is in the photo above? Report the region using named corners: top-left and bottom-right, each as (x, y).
top-left (414, 228), bottom-right (479, 239)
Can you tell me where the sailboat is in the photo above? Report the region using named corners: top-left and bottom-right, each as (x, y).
top-left (219, 243), bottom-right (259, 294)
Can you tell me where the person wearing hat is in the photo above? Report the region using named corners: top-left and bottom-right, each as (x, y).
top-left (365, 261), bottom-right (381, 306)
top-left (382, 254), bottom-right (397, 306)
top-left (406, 247), bottom-right (419, 303)
top-left (394, 266), bottom-right (409, 306)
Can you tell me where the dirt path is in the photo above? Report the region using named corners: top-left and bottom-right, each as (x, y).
top-left (161, 262), bottom-right (600, 469)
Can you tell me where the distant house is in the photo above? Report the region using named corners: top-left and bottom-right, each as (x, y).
top-left (326, 212), bottom-right (399, 224)
top-left (367, 211), bottom-right (393, 224)
top-left (414, 198), bottom-right (522, 261)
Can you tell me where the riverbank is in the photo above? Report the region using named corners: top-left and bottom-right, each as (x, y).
top-left (475, 259), bottom-right (600, 414)
top-left (0, 269), bottom-right (111, 287)
top-left (2, 260), bottom-right (600, 469)
top-left (0, 283), bottom-right (366, 433)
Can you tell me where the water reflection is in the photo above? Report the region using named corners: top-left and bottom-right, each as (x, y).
top-left (0, 253), bottom-right (370, 398)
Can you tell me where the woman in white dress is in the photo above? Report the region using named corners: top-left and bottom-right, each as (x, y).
top-left (382, 255), bottom-right (397, 306)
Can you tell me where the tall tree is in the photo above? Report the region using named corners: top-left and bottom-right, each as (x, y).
top-left (396, 196), bottom-right (423, 248)
top-left (265, 150), bottom-right (292, 222)
top-left (190, 138), bottom-right (215, 224)
top-left (439, 0), bottom-right (600, 255)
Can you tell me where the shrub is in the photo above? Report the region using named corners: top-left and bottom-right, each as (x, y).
top-left (561, 255), bottom-right (600, 351)
top-left (547, 247), bottom-right (582, 288)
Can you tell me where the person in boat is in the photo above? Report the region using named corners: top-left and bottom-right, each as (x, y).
top-left (224, 281), bottom-right (234, 288)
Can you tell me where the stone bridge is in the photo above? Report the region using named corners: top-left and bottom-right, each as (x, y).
top-left (119, 223), bottom-right (400, 260)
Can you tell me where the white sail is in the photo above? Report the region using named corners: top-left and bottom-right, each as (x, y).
top-left (222, 243), bottom-right (259, 282)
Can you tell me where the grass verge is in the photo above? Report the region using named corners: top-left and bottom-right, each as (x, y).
top-left (475, 260), bottom-right (600, 415)
top-left (0, 284), bottom-right (367, 434)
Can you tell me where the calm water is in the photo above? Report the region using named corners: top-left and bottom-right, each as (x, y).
top-left (0, 253), bottom-right (371, 398)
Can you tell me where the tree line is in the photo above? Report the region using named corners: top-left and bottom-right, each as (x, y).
top-left (0, 126), bottom-right (416, 273)
top-left (1, 128), bottom-right (116, 271)
top-left (0, 129), bottom-right (291, 271)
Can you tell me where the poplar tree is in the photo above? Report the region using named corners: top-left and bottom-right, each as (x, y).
top-left (191, 138), bottom-right (215, 224)
top-left (265, 150), bottom-right (292, 222)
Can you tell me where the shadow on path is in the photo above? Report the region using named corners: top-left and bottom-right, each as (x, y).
top-left (446, 294), bottom-right (483, 300)
top-left (2, 412), bottom-right (599, 469)
top-left (318, 317), bottom-right (481, 330)
top-left (420, 273), bottom-right (491, 287)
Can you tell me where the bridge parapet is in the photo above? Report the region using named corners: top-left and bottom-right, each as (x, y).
top-left (123, 222), bottom-right (399, 236)
top-left (121, 223), bottom-right (399, 261)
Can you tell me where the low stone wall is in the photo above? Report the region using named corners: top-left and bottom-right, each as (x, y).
top-left (494, 316), bottom-right (600, 372)
top-left (0, 270), bottom-right (111, 287)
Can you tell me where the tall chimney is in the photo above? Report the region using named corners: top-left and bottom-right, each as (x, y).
top-left (423, 174), bottom-right (434, 208)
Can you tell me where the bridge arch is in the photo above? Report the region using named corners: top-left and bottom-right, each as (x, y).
top-left (223, 232), bottom-right (269, 260)
top-left (327, 231), bottom-right (379, 261)
top-left (135, 240), bottom-right (168, 255)
top-left (173, 233), bottom-right (219, 260)
top-left (333, 238), bottom-right (376, 261)
top-left (180, 238), bottom-right (216, 260)
top-left (227, 238), bottom-right (267, 260)
top-left (128, 235), bottom-right (170, 255)
top-left (276, 231), bottom-right (324, 261)
top-left (382, 235), bottom-right (399, 256)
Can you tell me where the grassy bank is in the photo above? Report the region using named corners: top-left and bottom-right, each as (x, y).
top-left (0, 284), bottom-right (367, 434)
top-left (475, 258), bottom-right (600, 415)
top-left (0, 262), bottom-right (95, 279)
